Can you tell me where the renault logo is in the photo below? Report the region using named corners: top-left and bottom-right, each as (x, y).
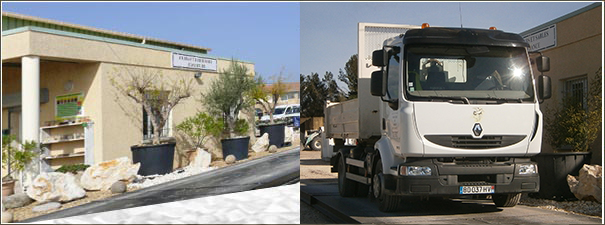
top-left (473, 123), bottom-right (483, 136)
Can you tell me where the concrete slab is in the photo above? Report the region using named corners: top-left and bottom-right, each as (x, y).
top-left (301, 182), bottom-right (602, 224)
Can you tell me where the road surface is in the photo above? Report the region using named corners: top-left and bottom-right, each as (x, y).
top-left (24, 148), bottom-right (300, 222)
top-left (300, 150), bottom-right (602, 224)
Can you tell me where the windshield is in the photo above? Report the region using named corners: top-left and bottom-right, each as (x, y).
top-left (274, 108), bottom-right (286, 115)
top-left (406, 45), bottom-right (534, 102)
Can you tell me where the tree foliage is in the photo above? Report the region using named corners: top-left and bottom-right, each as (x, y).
top-left (301, 73), bottom-right (326, 117)
top-left (252, 72), bottom-right (287, 124)
top-left (544, 67), bottom-right (602, 152)
top-left (301, 54), bottom-right (358, 117)
top-left (202, 59), bottom-right (256, 138)
top-left (338, 54), bottom-right (358, 99)
top-left (2, 135), bottom-right (38, 181)
top-left (323, 71), bottom-right (345, 102)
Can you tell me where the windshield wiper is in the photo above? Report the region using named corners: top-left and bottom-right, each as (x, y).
top-left (417, 96), bottom-right (470, 104)
top-left (470, 97), bottom-right (524, 103)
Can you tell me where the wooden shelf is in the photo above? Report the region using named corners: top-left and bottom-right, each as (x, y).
top-left (41, 137), bottom-right (85, 144)
top-left (43, 152), bottom-right (85, 160)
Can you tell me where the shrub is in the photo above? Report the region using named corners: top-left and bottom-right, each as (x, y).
top-left (56, 164), bottom-right (90, 174)
top-left (544, 68), bottom-right (602, 152)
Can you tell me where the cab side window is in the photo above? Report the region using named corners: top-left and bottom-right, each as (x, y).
top-left (386, 50), bottom-right (401, 100)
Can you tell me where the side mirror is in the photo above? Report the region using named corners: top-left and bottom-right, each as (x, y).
top-left (538, 75), bottom-right (552, 100)
top-left (372, 50), bottom-right (386, 67)
top-left (371, 70), bottom-right (387, 96)
top-left (536, 56), bottom-right (550, 72)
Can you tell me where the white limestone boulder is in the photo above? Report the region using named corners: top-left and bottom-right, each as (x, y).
top-left (187, 148), bottom-right (211, 169)
top-left (26, 172), bottom-right (85, 203)
top-left (251, 133), bottom-right (270, 153)
top-left (80, 157), bottom-right (140, 191)
top-left (567, 164), bottom-right (602, 203)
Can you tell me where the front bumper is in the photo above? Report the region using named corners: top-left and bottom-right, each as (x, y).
top-left (384, 158), bottom-right (539, 196)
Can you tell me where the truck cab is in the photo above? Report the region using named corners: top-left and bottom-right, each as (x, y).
top-left (329, 23), bottom-right (551, 212)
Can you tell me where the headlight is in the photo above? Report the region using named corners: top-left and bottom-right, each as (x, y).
top-left (519, 164), bottom-right (537, 175)
top-left (401, 166), bottom-right (432, 176)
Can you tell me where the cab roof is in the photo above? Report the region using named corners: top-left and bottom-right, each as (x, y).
top-left (403, 27), bottom-right (529, 48)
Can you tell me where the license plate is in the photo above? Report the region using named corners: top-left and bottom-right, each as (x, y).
top-left (460, 185), bottom-right (495, 194)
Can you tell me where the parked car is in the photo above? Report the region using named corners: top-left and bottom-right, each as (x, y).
top-left (259, 104), bottom-right (300, 125)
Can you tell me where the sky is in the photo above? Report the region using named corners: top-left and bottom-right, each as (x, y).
top-left (300, 1), bottom-right (600, 87)
top-left (1, 2), bottom-right (301, 83)
top-left (1, 2), bottom-right (601, 86)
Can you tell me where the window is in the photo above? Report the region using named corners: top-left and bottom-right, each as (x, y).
top-left (142, 91), bottom-right (172, 140)
top-left (564, 76), bottom-right (588, 110)
top-left (288, 92), bottom-right (297, 100)
top-left (281, 94), bottom-right (288, 101)
top-left (386, 49), bottom-right (401, 100)
top-left (143, 107), bottom-right (172, 140)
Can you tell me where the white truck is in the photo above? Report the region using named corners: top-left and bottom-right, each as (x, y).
top-left (327, 23), bottom-right (552, 212)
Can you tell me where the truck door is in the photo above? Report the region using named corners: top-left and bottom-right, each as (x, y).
top-left (382, 47), bottom-right (402, 151)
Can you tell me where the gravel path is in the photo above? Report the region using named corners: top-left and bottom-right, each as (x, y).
top-left (519, 194), bottom-right (602, 218)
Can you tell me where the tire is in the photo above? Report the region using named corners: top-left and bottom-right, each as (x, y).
top-left (372, 158), bottom-right (400, 212)
top-left (492, 193), bottom-right (521, 207)
top-left (356, 183), bottom-right (369, 197)
top-left (338, 156), bottom-right (357, 197)
top-left (310, 136), bottom-right (322, 151)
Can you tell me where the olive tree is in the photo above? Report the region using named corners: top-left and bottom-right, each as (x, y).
top-left (202, 59), bottom-right (256, 138)
top-left (111, 67), bottom-right (193, 145)
top-left (252, 72), bottom-right (287, 124)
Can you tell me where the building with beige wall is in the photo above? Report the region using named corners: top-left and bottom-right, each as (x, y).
top-left (520, 3), bottom-right (602, 164)
top-left (1, 12), bottom-right (256, 179)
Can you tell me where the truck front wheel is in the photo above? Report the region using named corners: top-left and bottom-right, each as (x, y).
top-left (373, 158), bottom-right (400, 212)
top-left (492, 193), bottom-right (521, 207)
top-left (338, 156), bottom-right (357, 197)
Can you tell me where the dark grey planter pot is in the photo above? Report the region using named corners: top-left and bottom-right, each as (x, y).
top-left (259, 123), bottom-right (286, 147)
top-left (221, 136), bottom-right (250, 161)
top-left (131, 143), bottom-right (176, 176)
top-left (531, 151), bottom-right (592, 201)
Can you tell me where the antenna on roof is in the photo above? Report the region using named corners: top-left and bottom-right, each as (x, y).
top-left (459, 3), bottom-right (463, 28)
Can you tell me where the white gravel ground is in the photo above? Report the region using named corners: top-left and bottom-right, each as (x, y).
top-left (128, 166), bottom-right (216, 189)
top-left (519, 194), bottom-right (602, 218)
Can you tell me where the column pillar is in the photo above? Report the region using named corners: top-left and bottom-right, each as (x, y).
top-left (22, 56), bottom-right (40, 143)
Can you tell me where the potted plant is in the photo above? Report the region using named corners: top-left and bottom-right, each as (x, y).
top-left (535, 67), bottom-right (602, 200)
top-left (176, 112), bottom-right (223, 163)
top-left (2, 135), bottom-right (38, 196)
top-left (111, 68), bottom-right (193, 176)
top-left (252, 73), bottom-right (288, 147)
top-left (202, 59), bottom-right (256, 160)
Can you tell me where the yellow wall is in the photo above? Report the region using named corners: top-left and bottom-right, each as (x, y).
top-left (530, 6), bottom-right (602, 163)
top-left (99, 61), bottom-right (255, 167)
top-left (0, 32), bottom-right (30, 61)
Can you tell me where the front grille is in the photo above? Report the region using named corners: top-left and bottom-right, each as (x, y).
top-left (425, 135), bottom-right (526, 149)
top-left (458, 174), bottom-right (497, 184)
top-left (453, 136), bottom-right (501, 148)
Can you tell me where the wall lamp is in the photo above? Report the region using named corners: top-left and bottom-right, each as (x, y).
top-left (194, 72), bottom-right (202, 79)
